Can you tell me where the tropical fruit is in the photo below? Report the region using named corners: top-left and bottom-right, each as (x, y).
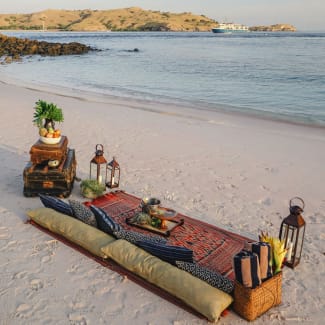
top-left (39, 128), bottom-right (47, 137)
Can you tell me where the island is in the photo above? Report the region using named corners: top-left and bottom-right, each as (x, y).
top-left (0, 8), bottom-right (296, 33)
top-left (249, 24), bottom-right (297, 32)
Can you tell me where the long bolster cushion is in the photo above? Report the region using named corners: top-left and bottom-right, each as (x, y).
top-left (101, 239), bottom-right (233, 322)
top-left (27, 207), bottom-right (116, 258)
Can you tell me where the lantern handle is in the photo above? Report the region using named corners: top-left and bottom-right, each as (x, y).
top-left (289, 197), bottom-right (305, 210)
top-left (95, 144), bottom-right (104, 154)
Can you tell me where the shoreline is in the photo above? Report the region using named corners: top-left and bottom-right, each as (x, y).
top-left (2, 75), bottom-right (325, 131)
top-left (0, 78), bottom-right (324, 324)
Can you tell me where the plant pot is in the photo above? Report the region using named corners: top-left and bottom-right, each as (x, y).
top-left (81, 187), bottom-right (101, 199)
top-left (80, 180), bottom-right (106, 199)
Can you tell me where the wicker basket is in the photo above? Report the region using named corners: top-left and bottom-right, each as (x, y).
top-left (233, 271), bottom-right (282, 321)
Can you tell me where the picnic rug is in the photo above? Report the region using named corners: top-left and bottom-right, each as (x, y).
top-left (86, 190), bottom-right (253, 281)
top-left (28, 190), bottom-right (254, 320)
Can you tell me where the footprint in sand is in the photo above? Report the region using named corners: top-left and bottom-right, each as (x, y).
top-left (30, 278), bottom-right (44, 291)
top-left (13, 271), bottom-right (29, 280)
top-left (41, 255), bottom-right (51, 263)
top-left (0, 226), bottom-right (12, 240)
top-left (68, 313), bottom-right (88, 325)
top-left (15, 303), bottom-right (33, 319)
top-left (259, 197), bottom-right (272, 206)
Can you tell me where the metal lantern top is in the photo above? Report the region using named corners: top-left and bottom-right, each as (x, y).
top-left (286, 197), bottom-right (306, 227)
top-left (90, 144), bottom-right (107, 165)
top-left (108, 156), bottom-right (120, 169)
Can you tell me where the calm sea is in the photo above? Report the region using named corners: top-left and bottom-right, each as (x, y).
top-left (2, 31), bottom-right (325, 126)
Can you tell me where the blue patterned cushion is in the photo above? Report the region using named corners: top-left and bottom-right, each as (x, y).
top-left (113, 229), bottom-right (167, 245)
top-left (136, 241), bottom-right (193, 265)
top-left (175, 261), bottom-right (234, 294)
top-left (68, 200), bottom-right (97, 227)
top-left (89, 205), bottom-right (121, 235)
top-left (39, 194), bottom-right (73, 216)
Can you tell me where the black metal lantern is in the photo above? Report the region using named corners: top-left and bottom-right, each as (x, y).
top-left (106, 156), bottom-right (120, 189)
top-left (90, 144), bottom-right (108, 184)
top-left (279, 197), bottom-right (306, 268)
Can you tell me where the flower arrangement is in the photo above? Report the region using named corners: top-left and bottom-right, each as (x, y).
top-left (259, 231), bottom-right (287, 274)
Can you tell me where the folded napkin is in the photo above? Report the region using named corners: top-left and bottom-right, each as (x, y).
top-left (233, 250), bottom-right (261, 288)
top-left (244, 241), bottom-right (273, 280)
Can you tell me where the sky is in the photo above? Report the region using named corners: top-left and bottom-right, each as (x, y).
top-left (0, 0), bottom-right (324, 31)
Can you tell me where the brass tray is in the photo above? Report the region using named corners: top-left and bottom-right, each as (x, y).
top-left (126, 209), bottom-right (184, 237)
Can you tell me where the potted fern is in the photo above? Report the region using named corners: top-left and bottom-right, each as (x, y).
top-left (33, 99), bottom-right (64, 143)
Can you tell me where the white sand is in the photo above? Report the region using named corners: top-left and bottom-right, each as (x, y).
top-left (0, 79), bottom-right (324, 324)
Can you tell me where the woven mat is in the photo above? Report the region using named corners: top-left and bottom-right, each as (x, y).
top-left (87, 191), bottom-right (252, 280)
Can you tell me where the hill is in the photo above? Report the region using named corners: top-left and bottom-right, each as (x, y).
top-left (0, 8), bottom-right (217, 32)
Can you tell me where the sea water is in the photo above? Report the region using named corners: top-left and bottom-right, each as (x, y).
top-left (1, 31), bottom-right (325, 126)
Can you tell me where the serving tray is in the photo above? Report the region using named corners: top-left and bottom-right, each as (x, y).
top-left (126, 211), bottom-right (184, 237)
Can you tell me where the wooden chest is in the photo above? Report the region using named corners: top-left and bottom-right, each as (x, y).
top-left (23, 148), bottom-right (76, 198)
top-left (29, 136), bottom-right (68, 165)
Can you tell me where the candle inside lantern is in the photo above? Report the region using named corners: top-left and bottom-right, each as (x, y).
top-left (286, 241), bottom-right (293, 261)
top-left (98, 175), bottom-right (102, 184)
top-left (111, 176), bottom-right (115, 186)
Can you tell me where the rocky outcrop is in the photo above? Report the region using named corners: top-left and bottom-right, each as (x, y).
top-left (249, 24), bottom-right (296, 32)
top-left (0, 33), bottom-right (92, 63)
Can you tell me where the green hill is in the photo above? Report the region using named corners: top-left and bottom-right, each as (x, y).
top-left (0, 7), bottom-right (217, 32)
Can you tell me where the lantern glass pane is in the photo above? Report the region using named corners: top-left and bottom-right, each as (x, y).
top-left (280, 224), bottom-right (289, 244)
top-left (285, 225), bottom-right (295, 249)
top-left (295, 226), bottom-right (305, 260)
top-left (90, 162), bottom-right (106, 184)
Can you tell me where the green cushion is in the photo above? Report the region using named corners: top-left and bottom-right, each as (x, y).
top-left (101, 239), bottom-right (233, 322)
top-left (27, 207), bottom-right (116, 258)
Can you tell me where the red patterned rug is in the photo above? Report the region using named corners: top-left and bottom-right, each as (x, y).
top-left (87, 191), bottom-right (252, 280)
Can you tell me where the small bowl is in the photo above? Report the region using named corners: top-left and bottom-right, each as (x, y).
top-left (48, 159), bottom-right (60, 168)
top-left (142, 197), bottom-right (161, 214)
top-left (40, 136), bottom-right (61, 145)
top-left (147, 198), bottom-right (161, 207)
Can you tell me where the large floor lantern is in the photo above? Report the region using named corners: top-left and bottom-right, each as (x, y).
top-left (90, 144), bottom-right (108, 184)
top-left (279, 197), bottom-right (306, 268)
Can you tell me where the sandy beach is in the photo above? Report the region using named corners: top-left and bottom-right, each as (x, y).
top-left (0, 79), bottom-right (324, 324)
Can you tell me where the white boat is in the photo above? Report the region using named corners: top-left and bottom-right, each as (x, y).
top-left (212, 23), bottom-right (249, 34)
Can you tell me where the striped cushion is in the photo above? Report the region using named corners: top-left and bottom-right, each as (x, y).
top-left (90, 205), bottom-right (121, 235)
top-left (39, 194), bottom-right (73, 216)
top-left (69, 200), bottom-right (97, 227)
top-left (136, 240), bottom-right (193, 265)
top-left (113, 229), bottom-right (167, 245)
top-left (176, 261), bottom-right (234, 294)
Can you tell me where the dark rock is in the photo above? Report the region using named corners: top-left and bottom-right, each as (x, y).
top-left (0, 33), bottom-right (93, 63)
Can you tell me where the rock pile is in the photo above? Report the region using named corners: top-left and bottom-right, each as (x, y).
top-left (0, 33), bottom-right (92, 63)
